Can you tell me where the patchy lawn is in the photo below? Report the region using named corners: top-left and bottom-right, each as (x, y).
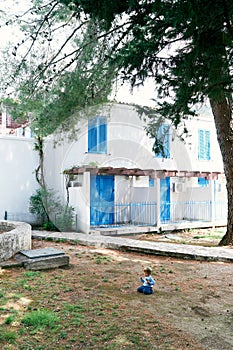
top-left (127, 227), bottom-right (227, 246)
top-left (0, 237), bottom-right (232, 350)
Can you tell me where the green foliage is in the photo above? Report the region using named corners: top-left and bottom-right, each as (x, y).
top-left (29, 188), bottom-right (48, 222)
top-left (2, 0), bottom-right (233, 131)
top-left (42, 221), bottom-right (57, 231)
top-left (29, 188), bottom-right (75, 231)
top-left (0, 2), bottom-right (115, 140)
top-left (55, 206), bottom-right (75, 232)
top-left (1, 0), bottom-right (233, 244)
top-left (23, 271), bottom-right (41, 279)
top-left (57, 1), bottom-right (233, 138)
top-left (0, 330), bottom-right (17, 343)
top-left (4, 315), bottom-right (15, 325)
top-left (21, 309), bottom-right (59, 329)
top-left (4, 0), bottom-right (232, 145)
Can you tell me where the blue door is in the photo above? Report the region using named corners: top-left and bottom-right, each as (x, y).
top-left (90, 175), bottom-right (114, 226)
top-left (160, 177), bottom-right (170, 222)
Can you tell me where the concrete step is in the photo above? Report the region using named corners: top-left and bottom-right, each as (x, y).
top-left (15, 247), bottom-right (70, 270)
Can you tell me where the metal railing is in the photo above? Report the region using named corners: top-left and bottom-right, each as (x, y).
top-left (91, 200), bottom-right (227, 227)
top-left (3, 200), bottom-right (227, 229)
top-left (114, 202), bottom-right (157, 226)
top-left (3, 211), bottom-right (42, 225)
top-left (169, 201), bottom-right (212, 223)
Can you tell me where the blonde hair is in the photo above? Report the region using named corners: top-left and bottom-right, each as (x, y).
top-left (144, 266), bottom-right (152, 274)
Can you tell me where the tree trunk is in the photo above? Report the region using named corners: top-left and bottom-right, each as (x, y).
top-left (34, 136), bottom-right (50, 222)
top-left (210, 97), bottom-right (233, 245)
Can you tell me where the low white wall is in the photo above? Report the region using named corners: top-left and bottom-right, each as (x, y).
top-left (0, 221), bottom-right (31, 262)
top-left (0, 137), bottom-right (39, 219)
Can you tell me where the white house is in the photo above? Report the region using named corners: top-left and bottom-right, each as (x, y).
top-left (43, 103), bottom-right (227, 233)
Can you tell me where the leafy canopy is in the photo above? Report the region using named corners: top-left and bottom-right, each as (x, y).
top-left (0, 0), bottom-right (116, 138)
top-left (2, 0), bottom-right (233, 133)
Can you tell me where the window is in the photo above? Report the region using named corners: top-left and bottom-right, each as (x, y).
top-left (88, 116), bottom-right (107, 153)
top-left (198, 129), bottom-right (210, 160)
top-left (198, 177), bottom-right (209, 187)
top-left (149, 177), bottom-right (155, 187)
top-left (155, 124), bottom-right (170, 158)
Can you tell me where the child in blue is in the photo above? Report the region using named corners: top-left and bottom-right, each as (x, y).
top-left (137, 266), bottom-right (155, 295)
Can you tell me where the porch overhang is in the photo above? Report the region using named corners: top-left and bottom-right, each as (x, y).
top-left (64, 166), bottom-right (223, 180)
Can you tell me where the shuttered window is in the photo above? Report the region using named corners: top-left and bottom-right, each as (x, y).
top-left (198, 129), bottom-right (210, 160)
top-left (149, 177), bottom-right (155, 187)
top-left (88, 116), bottom-right (107, 153)
top-left (156, 124), bottom-right (170, 158)
top-left (198, 177), bottom-right (209, 187)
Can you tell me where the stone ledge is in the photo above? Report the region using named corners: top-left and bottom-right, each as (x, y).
top-left (0, 221), bottom-right (31, 262)
top-left (0, 254), bottom-right (70, 270)
top-left (23, 255), bottom-right (70, 270)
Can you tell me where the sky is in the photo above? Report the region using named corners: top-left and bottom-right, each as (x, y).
top-left (0, 0), bottom-right (158, 107)
top-left (0, 0), bottom-right (212, 111)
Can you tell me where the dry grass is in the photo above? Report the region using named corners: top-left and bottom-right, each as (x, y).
top-left (0, 237), bottom-right (232, 350)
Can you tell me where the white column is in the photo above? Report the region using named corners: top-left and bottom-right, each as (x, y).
top-left (210, 179), bottom-right (215, 227)
top-left (156, 178), bottom-right (161, 229)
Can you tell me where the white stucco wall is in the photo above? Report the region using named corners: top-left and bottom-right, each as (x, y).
top-left (68, 171), bottom-right (90, 233)
top-left (0, 136), bottom-right (39, 220)
top-left (0, 103), bottom-right (226, 231)
top-left (42, 103), bottom-right (226, 232)
top-left (44, 103), bottom-right (224, 184)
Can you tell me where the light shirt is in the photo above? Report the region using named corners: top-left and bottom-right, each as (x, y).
top-left (141, 276), bottom-right (155, 287)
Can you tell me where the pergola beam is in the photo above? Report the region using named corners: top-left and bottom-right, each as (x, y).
top-left (64, 166), bottom-right (223, 179)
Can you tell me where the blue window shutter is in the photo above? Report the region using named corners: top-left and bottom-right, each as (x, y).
top-left (88, 117), bottom-right (97, 152)
top-left (198, 177), bottom-right (209, 187)
top-left (156, 124), bottom-right (170, 158)
top-left (198, 130), bottom-right (204, 160)
top-left (88, 116), bottom-right (107, 153)
top-left (164, 125), bottom-right (170, 158)
top-left (198, 129), bottom-right (210, 160)
top-left (98, 117), bottom-right (107, 153)
top-left (206, 130), bottom-right (210, 160)
top-left (149, 177), bottom-right (154, 187)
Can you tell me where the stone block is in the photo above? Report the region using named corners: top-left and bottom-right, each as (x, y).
top-left (24, 255), bottom-right (70, 270)
top-left (0, 221), bottom-right (31, 262)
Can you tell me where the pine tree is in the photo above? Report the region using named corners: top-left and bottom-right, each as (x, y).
top-left (63, 0), bottom-right (233, 245)
top-left (2, 0), bottom-right (233, 244)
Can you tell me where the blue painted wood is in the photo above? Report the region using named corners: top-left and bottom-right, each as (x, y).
top-left (149, 177), bottom-right (155, 187)
top-left (198, 129), bottom-right (210, 160)
top-left (198, 177), bottom-right (209, 187)
top-left (156, 124), bottom-right (170, 158)
top-left (160, 177), bottom-right (170, 222)
top-left (88, 117), bottom-right (97, 152)
top-left (99, 117), bottom-right (107, 153)
top-left (88, 116), bottom-right (107, 153)
top-left (90, 175), bottom-right (114, 225)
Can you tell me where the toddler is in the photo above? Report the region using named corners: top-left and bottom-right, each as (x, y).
top-left (137, 266), bottom-right (155, 295)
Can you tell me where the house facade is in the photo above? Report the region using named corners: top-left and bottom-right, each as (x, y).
top-left (44, 103), bottom-right (227, 233)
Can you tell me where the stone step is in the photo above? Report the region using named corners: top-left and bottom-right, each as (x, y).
top-left (23, 255), bottom-right (70, 271)
top-left (14, 247), bottom-right (70, 270)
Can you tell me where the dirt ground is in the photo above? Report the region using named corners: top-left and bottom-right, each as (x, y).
top-left (1, 226), bottom-right (232, 349)
top-left (29, 235), bottom-right (233, 350)
top-left (124, 227), bottom-right (227, 246)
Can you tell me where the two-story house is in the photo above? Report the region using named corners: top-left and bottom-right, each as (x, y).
top-left (44, 103), bottom-right (227, 233)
